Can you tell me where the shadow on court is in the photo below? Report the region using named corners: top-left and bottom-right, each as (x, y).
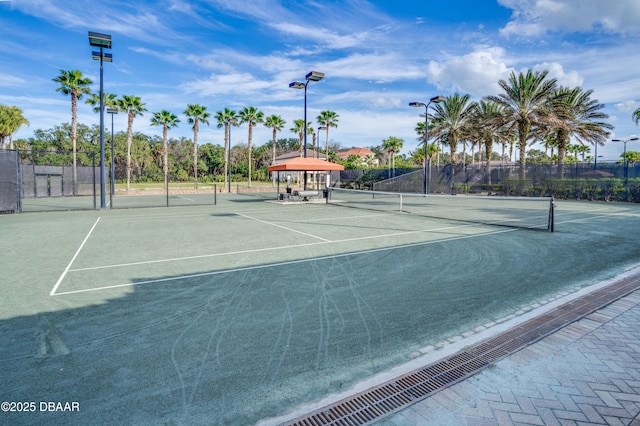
top-left (1, 200), bottom-right (640, 425)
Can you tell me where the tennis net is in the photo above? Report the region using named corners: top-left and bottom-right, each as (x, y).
top-left (327, 187), bottom-right (554, 232)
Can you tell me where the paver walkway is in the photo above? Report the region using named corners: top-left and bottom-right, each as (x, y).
top-left (381, 290), bottom-right (640, 425)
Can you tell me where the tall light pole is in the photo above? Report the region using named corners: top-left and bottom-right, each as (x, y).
top-left (106, 107), bottom-right (118, 207)
top-left (89, 31), bottom-right (112, 209)
top-left (290, 71), bottom-right (324, 190)
top-left (409, 95), bottom-right (445, 194)
top-left (612, 137), bottom-right (639, 200)
top-left (227, 118), bottom-right (238, 193)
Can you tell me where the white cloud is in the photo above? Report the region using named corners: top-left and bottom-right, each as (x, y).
top-left (185, 49), bottom-right (302, 77)
top-left (181, 73), bottom-right (274, 96)
top-left (0, 73), bottom-right (28, 88)
top-left (12, 0), bottom-right (184, 45)
top-left (615, 100), bottom-right (640, 114)
top-left (426, 47), bottom-right (512, 97)
top-left (269, 22), bottom-right (368, 50)
top-left (532, 62), bottom-right (583, 87)
top-left (325, 53), bottom-right (424, 82)
top-left (368, 97), bottom-right (402, 109)
top-left (499, 0), bottom-right (640, 37)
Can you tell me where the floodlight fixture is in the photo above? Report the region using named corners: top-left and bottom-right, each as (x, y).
top-left (92, 51), bottom-right (112, 62)
top-left (88, 31), bottom-right (112, 49)
top-left (289, 82), bottom-right (305, 89)
top-left (305, 71), bottom-right (325, 82)
top-left (430, 95), bottom-right (446, 103)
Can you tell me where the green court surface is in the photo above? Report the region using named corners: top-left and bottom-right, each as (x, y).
top-left (1, 194), bottom-right (639, 425)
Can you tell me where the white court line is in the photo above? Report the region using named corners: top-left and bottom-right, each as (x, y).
top-left (555, 212), bottom-right (636, 225)
top-left (68, 221), bottom-right (481, 273)
top-left (69, 241), bottom-right (337, 272)
top-left (50, 217), bottom-right (101, 296)
top-left (235, 212), bottom-right (332, 242)
top-left (176, 195), bottom-right (196, 202)
top-left (107, 212), bottom-right (214, 222)
top-left (278, 212), bottom-right (391, 223)
top-left (61, 203), bottom-right (621, 294)
top-left (52, 227), bottom-right (515, 296)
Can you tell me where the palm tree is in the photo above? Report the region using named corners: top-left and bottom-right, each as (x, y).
top-left (427, 142), bottom-right (441, 164)
top-left (238, 106), bottom-right (264, 186)
top-left (52, 69), bottom-right (93, 194)
top-left (0, 105), bottom-right (29, 149)
top-left (429, 94), bottom-right (476, 184)
top-left (414, 121), bottom-right (444, 166)
top-left (290, 119), bottom-right (306, 155)
top-left (485, 69), bottom-right (558, 181)
top-left (382, 136), bottom-right (403, 177)
top-left (312, 131), bottom-right (317, 156)
top-left (184, 104), bottom-right (211, 188)
top-left (469, 100), bottom-right (504, 183)
top-left (548, 87), bottom-right (612, 166)
top-left (85, 91), bottom-right (117, 113)
top-left (215, 108), bottom-right (237, 191)
top-left (633, 108), bottom-right (640, 126)
top-left (363, 154), bottom-right (378, 167)
top-left (117, 95), bottom-right (147, 190)
top-left (542, 134), bottom-right (557, 157)
top-left (307, 125), bottom-right (315, 155)
top-left (264, 114), bottom-right (286, 165)
top-left (150, 110), bottom-right (180, 193)
top-left (317, 110), bottom-right (339, 158)
top-left (576, 144), bottom-right (590, 161)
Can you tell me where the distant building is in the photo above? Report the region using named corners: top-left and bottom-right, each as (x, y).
top-left (336, 147), bottom-right (379, 166)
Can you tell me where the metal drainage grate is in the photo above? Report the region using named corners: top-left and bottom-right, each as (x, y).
top-left (286, 273), bottom-right (640, 426)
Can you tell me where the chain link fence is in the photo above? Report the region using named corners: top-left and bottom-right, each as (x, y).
top-left (6, 151), bottom-right (639, 213)
top-left (353, 162), bottom-right (640, 202)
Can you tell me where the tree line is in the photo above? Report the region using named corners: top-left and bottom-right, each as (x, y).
top-left (3, 68), bottom-right (640, 187)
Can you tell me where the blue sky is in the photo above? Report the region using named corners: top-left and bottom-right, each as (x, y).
top-left (1, 0), bottom-right (640, 160)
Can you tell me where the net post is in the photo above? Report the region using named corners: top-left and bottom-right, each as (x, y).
top-left (548, 197), bottom-right (555, 232)
top-left (214, 184), bottom-right (217, 205)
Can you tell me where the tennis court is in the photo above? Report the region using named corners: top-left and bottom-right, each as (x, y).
top-left (1, 192), bottom-right (640, 425)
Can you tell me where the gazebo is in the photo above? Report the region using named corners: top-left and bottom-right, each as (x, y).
top-left (267, 157), bottom-right (344, 200)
